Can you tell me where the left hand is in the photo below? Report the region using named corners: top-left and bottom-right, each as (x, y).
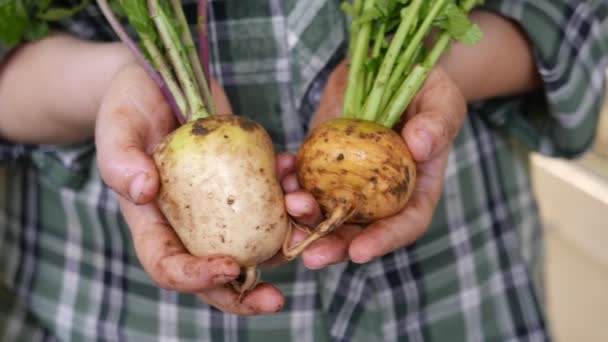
top-left (281, 60), bottom-right (467, 268)
top-left (96, 63), bottom-right (284, 315)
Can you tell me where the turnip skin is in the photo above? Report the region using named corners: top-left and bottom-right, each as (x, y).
top-left (153, 115), bottom-right (289, 291)
top-left (283, 118), bottom-right (416, 258)
top-left (297, 118), bottom-right (416, 222)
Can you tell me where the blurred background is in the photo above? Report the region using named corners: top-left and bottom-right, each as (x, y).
top-left (531, 68), bottom-right (608, 341)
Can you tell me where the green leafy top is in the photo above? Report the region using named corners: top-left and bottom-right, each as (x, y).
top-left (115, 0), bottom-right (180, 53)
top-left (434, 2), bottom-right (483, 44)
top-left (102, 0), bottom-right (214, 122)
top-left (0, 0), bottom-right (91, 47)
top-left (341, 0), bottom-right (485, 127)
top-left (0, 0), bottom-right (214, 124)
top-left (117, 0), bottom-right (156, 37)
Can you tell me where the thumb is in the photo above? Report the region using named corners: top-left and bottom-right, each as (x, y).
top-left (401, 69), bottom-right (467, 162)
top-left (95, 63), bottom-right (176, 204)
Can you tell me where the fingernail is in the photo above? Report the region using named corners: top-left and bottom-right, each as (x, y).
top-left (282, 175), bottom-right (300, 193)
top-left (129, 173), bottom-right (148, 203)
top-left (414, 129), bottom-right (433, 160)
top-left (351, 254), bottom-right (371, 264)
top-left (350, 249), bottom-right (372, 264)
top-left (305, 254), bottom-right (327, 270)
top-left (286, 196), bottom-right (310, 217)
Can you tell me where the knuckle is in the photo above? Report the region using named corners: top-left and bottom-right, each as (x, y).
top-left (152, 256), bottom-right (178, 290)
top-left (437, 111), bottom-right (458, 142)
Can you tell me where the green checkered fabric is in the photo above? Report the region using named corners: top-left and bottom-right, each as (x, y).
top-left (0, 1), bottom-right (606, 341)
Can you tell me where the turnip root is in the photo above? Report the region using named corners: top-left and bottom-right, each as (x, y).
top-left (283, 0), bottom-right (483, 259)
top-left (283, 118), bottom-right (416, 257)
top-left (297, 118), bottom-right (416, 223)
top-left (153, 115), bottom-right (289, 292)
top-left (98, 0), bottom-right (292, 294)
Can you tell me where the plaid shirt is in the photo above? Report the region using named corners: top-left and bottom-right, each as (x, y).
top-left (1, 0), bottom-right (606, 341)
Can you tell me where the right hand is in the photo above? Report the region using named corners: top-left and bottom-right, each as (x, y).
top-left (279, 60), bottom-right (468, 269)
top-left (95, 62), bottom-right (285, 315)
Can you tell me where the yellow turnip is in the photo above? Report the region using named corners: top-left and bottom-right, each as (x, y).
top-left (282, 0), bottom-right (482, 258)
top-left (283, 118), bottom-right (416, 258)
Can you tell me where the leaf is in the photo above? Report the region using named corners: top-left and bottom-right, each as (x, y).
top-left (0, 0), bottom-right (29, 47)
top-left (37, 0), bottom-right (90, 21)
top-left (435, 1), bottom-right (482, 44)
top-left (457, 23), bottom-right (482, 44)
top-left (38, 0), bottom-right (52, 12)
top-left (459, 0), bottom-right (485, 8)
top-left (356, 6), bottom-right (382, 24)
top-left (365, 56), bottom-right (382, 72)
top-left (109, 0), bottom-right (125, 17)
top-left (341, 1), bottom-right (355, 17)
top-left (374, 1), bottom-right (389, 18)
top-left (0, 0), bottom-right (90, 47)
top-left (117, 0), bottom-right (157, 37)
top-left (24, 20), bottom-right (49, 41)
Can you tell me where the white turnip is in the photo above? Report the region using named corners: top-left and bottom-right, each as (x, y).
top-left (153, 115), bottom-right (289, 292)
top-left (98, 0), bottom-right (291, 293)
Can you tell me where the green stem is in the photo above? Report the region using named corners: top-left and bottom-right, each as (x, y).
top-left (170, 0), bottom-right (216, 116)
top-left (150, 0), bottom-right (209, 120)
top-left (347, 0), bottom-right (363, 56)
top-left (382, 33), bottom-right (451, 128)
top-left (371, 22), bottom-right (385, 58)
top-left (378, 0), bottom-right (447, 114)
top-left (365, 67), bottom-right (374, 96)
top-left (343, 0), bottom-right (376, 118)
top-left (141, 37), bottom-right (189, 117)
top-left (357, 71), bottom-right (374, 99)
top-left (356, 70), bottom-right (366, 110)
top-left (378, 43), bottom-right (422, 117)
top-left (360, 0), bottom-right (424, 121)
top-left (424, 31), bottom-right (452, 69)
top-left (365, 21), bottom-right (386, 95)
top-left (381, 65), bottom-right (426, 128)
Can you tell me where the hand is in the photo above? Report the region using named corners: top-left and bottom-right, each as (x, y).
top-left (95, 62), bottom-right (284, 315)
top-left (282, 60), bottom-right (467, 268)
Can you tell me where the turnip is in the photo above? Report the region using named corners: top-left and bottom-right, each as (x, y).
top-left (283, 0), bottom-right (484, 258)
top-left (153, 116), bottom-right (289, 292)
top-left (97, 0), bottom-right (289, 293)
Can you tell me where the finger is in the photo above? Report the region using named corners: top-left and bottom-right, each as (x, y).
top-left (301, 224), bottom-right (363, 270)
top-left (308, 59), bottom-right (348, 130)
top-left (259, 226), bottom-right (309, 268)
top-left (285, 190), bottom-right (323, 227)
top-left (96, 63), bottom-right (176, 204)
top-left (276, 152), bottom-right (296, 182)
top-left (210, 79), bottom-right (233, 115)
top-left (349, 149), bottom-right (450, 263)
top-left (402, 69), bottom-right (467, 162)
top-left (198, 283), bottom-right (285, 316)
top-left (119, 197), bottom-right (241, 292)
top-left (281, 174), bottom-right (300, 193)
